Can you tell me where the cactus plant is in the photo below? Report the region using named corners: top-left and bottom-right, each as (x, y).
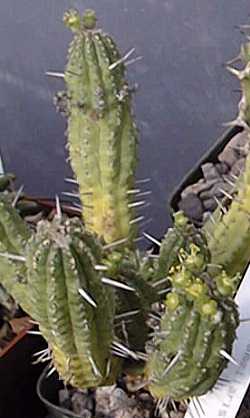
top-left (204, 31), bottom-right (250, 277)
top-left (0, 8), bottom-right (249, 415)
top-left (146, 242), bottom-right (239, 400)
top-left (62, 9), bottom-right (138, 245)
top-left (25, 215), bottom-right (119, 388)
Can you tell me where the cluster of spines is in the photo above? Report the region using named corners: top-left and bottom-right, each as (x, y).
top-left (62, 9), bottom-right (138, 245)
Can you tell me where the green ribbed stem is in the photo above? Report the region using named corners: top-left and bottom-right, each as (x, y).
top-left (0, 197), bottom-right (31, 312)
top-left (63, 9), bottom-right (138, 245)
top-left (147, 243), bottom-right (239, 400)
top-left (25, 216), bottom-right (119, 388)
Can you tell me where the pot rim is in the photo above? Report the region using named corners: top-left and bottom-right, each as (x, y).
top-left (36, 365), bottom-right (84, 418)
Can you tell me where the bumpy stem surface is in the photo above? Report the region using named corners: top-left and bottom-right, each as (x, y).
top-left (147, 243), bottom-right (239, 400)
top-left (64, 9), bottom-right (138, 245)
top-left (26, 216), bottom-right (119, 388)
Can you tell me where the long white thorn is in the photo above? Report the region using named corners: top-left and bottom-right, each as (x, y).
top-left (139, 218), bottom-right (153, 228)
top-left (240, 318), bottom-right (250, 323)
top-left (32, 350), bottom-right (51, 364)
top-left (111, 349), bottom-right (128, 359)
top-left (219, 349), bottom-right (239, 366)
top-left (219, 188), bottom-right (234, 200)
top-left (214, 196), bottom-right (227, 215)
top-left (78, 288), bottom-right (97, 308)
top-left (223, 176), bottom-right (236, 187)
top-left (109, 47), bottom-right (135, 70)
top-left (171, 399), bottom-right (178, 412)
top-left (29, 319), bottom-right (39, 325)
top-left (12, 185), bottom-right (24, 208)
top-left (125, 56), bottom-right (143, 67)
top-left (128, 200), bottom-right (146, 208)
top-left (121, 320), bottom-right (129, 345)
top-left (46, 71), bottom-right (65, 79)
top-left (103, 237), bottom-right (128, 250)
top-left (218, 377), bottom-right (230, 382)
top-left (127, 188), bottom-right (141, 194)
top-left (115, 309), bottom-right (140, 320)
top-left (152, 277), bottom-right (169, 288)
top-left (72, 202), bottom-right (82, 209)
top-left (46, 366), bottom-right (57, 378)
top-left (162, 351), bottom-right (182, 377)
top-left (148, 313), bottom-right (161, 321)
top-left (64, 177), bottom-right (78, 185)
top-left (33, 348), bottom-right (49, 357)
top-left (105, 359), bottom-right (111, 377)
top-left (94, 264), bottom-right (108, 271)
top-left (131, 379), bottom-right (151, 391)
top-left (226, 54), bottom-right (241, 66)
top-left (112, 341), bottom-right (139, 360)
top-left (102, 277), bottom-right (135, 292)
top-left (208, 213), bottom-right (217, 224)
top-left (27, 330), bottom-right (42, 335)
top-left (143, 232), bottom-right (161, 247)
top-left (149, 330), bottom-right (169, 338)
top-left (157, 287), bottom-right (172, 295)
top-left (0, 252), bottom-right (26, 262)
top-left (88, 356), bottom-right (102, 377)
top-left (129, 215), bottom-right (145, 225)
top-left (226, 66), bottom-right (242, 78)
top-left (55, 195), bottom-right (62, 219)
top-left (135, 178), bottom-right (151, 184)
top-left (136, 190), bottom-right (152, 197)
top-left (0, 154), bottom-right (5, 175)
top-left (133, 236), bottom-right (144, 243)
top-left (222, 119), bottom-right (240, 128)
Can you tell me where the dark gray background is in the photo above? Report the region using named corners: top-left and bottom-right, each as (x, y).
top-left (0, 0), bottom-right (248, 239)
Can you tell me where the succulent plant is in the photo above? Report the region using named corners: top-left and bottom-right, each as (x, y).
top-left (61, 8), bottom-right (138, 245)
top-left (146, 242), bottom-right (239, 401)
top-left (204, 30), bottom-right (250, 277)
top-left (0, 8), bottom-right (248, 411)
top-left (0, 187), bottom-right (31, 313)
top-left (25, 215), bottom-right (119, 388)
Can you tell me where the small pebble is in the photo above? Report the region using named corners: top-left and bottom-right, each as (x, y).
top-left (202, 197), bottom-right (217, 211)
top-left (201, 163), bottom-right (220, 181)
top-left (215, 161), bottom-right (229, 175)
top-left (218, 146), bottom-right (238, 167)
top-left (231, 158), bottom-right (246, 177)
top-left (178, 193), bottom-right (204, 222)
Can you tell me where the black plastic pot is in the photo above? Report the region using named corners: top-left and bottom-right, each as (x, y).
top-left (0, 333), bottom-right (47, 418)
top-left (37, 365), bottom-right (84, 418)
top-left (169, 125), bottom-right (243, 213)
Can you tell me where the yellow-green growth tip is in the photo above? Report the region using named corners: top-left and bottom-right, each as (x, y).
top-left (63, 9), bottom-right (81, 32)
top-left (82, 9), bottom-right (97, 30)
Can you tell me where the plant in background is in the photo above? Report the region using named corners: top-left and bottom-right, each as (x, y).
top-left (0, 8), bottom-right (249, 413)
top-left (204, 32), bottom-right (250, 275)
